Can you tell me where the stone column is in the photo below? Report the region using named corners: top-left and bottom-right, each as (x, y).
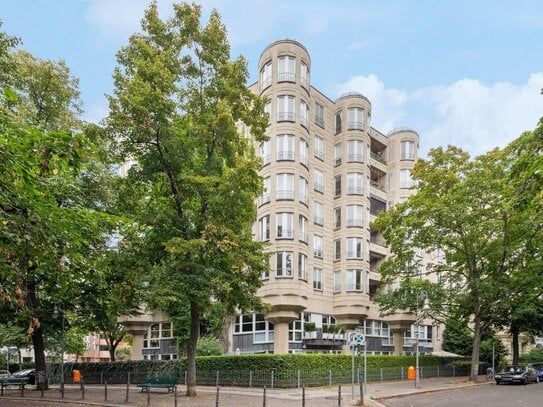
top-left (391, 329), bottom-right (405, 356)
top-left (130, 330), bottom-right (147, 360)
top-left (273, 322), bottom-right (290, 354)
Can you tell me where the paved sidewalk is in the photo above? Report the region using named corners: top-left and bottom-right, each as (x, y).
top-left (0, 376), bottom-right (491, 406)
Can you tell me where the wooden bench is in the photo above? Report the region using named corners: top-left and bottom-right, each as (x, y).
top-left (0, 377), bottom-right (29, 395)
top-left (137, 376), bottom-right (177, 392)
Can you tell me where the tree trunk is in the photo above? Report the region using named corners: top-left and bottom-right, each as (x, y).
top-left (32, 324), bottom-right (48, 391)
top-left (511, 326), bottom-right (520, 365)
top-left (470, 317), bottom-right (482, 382)
top-left (218, 316), bottom-right (231, 353)
top-left (109, 344), bottom-right (117, 362)
top-left (186, 299), bottom-right (199, 396)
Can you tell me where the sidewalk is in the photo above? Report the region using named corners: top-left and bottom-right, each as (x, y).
top-left (0, 376), bottom-right (491, 407)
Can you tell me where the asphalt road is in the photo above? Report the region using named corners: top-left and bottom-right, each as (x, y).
top-left (381, 382), bottom-right (543, 407)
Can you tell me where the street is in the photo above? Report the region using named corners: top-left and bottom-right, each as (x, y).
top-left (380, 382), bottom-right (543, 406)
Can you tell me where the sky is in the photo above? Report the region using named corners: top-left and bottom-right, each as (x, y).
top-left (1, 0), bottom-right (542, 158)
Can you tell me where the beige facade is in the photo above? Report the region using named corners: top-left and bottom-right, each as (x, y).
top-left (232, 39), bottom-right (440, 356)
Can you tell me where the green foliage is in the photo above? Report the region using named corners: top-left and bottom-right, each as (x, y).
top-left (479, 338), bottom-right (508, 367)
top-left (442, 318), bottom-right (473, 357)
top-left (196, 337), bottom-right (223, 356)
top-left (520, 347), bottom-right (543, 363)
top-left (304, 322), bottom-right (316, 332)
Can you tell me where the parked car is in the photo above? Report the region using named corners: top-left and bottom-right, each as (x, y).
top-left (495, 365), bottom-right (539, 385)
top-left (532, 363), bottom-right (543, 381)
top-left (0, 370), bottom-right (10, 379)
top-left (11, 369), bottom-right (35, 385)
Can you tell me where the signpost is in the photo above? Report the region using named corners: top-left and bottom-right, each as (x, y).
top-left (349, 332), bottom-right (366, 405)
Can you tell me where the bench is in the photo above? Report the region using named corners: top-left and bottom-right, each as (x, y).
top-left (0, 377), bottom-right (29, 395)
top-left (137, 376), bottom-right (177, 392)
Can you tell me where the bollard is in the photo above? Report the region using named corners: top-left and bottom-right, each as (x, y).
top-left (104, 380), bottom-right (108, 401)
top-left (297, 369), bottom-right (301, 389)
top-left (20, 383), bottom-right (24, 398)
top-left (101, 371), bottom-right (104, 385)
top-left (381, 367), bottom-right (383, 382)
top-left (271, 370), bottom-right (274, 389)
top-left (401, 366), bottom-right (404, 380)
top-left (329, 369), bottom-right (332, 386)
top-left (41, 384), bottom-right (44, 398)
top-left (125, 382), bottom-right (130, 403)
top-left (184, 371), bottom-right (188, 385)
top-left (174, 385), bottom-right (178, 407)
top-left (338, 385), bottom-right (342, 406)
top-left (263, 386), bottom-right (267, 407)
top-left (81, 379), bottom-right (85, 400)
top-left (302, 385), bottom-right (305, 407)
top-left (216, 370), bottom-right (220, 386)
top-left (215, 386), bottom-right (220, 407)
top-left (249, 370), bottom-right (253, 388)
top-left (147, 389), bottom-right (150, 406)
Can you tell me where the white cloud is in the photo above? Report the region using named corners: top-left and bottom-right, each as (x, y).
top-left (336, 73), bottom-right (543, 157)
top-left (85, 0), bottom-right (149, 42)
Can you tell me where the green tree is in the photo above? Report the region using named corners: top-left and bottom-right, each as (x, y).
top-left (374, 145), bottom-right (534, 381)
top-left (442, 317), bottom-right (472, 357)
top-left (107, 2), bottom-right (269, 396)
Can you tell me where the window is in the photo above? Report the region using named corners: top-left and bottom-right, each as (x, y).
top-left (299, 215), bottom-right (308, 242)
top-left (289, 317), bottom-right (303, 342)
top-left (260, 61), bottom-right (272, 90)
top-left (277, 95), bottom-right (295, 121)
top-left (315, 102), bottom-right (324, 127)
top-left (334, 175), bottom-right (341, 197)
top-left (400, 169), bottom-right (413, 189)
top-left (347, 204), bottom-right (363, 227)
top-left (264, 101), bottom-right (272, 119)
top-left (259, 141), bottom-right (271, 165)
top-left (348, 107), bottom-right (363, 130)
top-left (300, 139), bottom-right (309, 166)
top-left (347, 172), bottom-right (364, 195)
top-left (258, 215), bottom-right (270, 241)
top-left (334, 271), bottom-right (341, 293)
top-left (314, 135), bottom-right (324, 160)
top-left (313, 267), bottom-right (323, 290)
top-left (313, 201), bottom-right (324, 225)
top-left (300, 100), bottom-right (308, 127)
top-left (347, 140), bottom-right (363, 162)
top-left (346, 269), bottom-right (363, 291)
top-left (346, 237), bottom-right (363, 259)
top-left (298, 253), bottom-right (307, 280)
top-left (234, 314), bottom-right (274, 343)
top-left (334, 239), bottom-right (341, 260)
top-left (313, 234), bottom-right (323, 258)
top-left (314, 169), bottom-right (324, 193)
top-left (335, 112), bottom-right (342, 134)
top-left (334, 207), bottom-right (341, 229)
top-left (277, 134), bottom-right (295, 161)
top-left (143, 322), bottom-right (173, 349)
top-left (259, 177), bottom-right (270, 205)
top-left (301, 61), bottom-right (309, 89)
top-left (278, 55), bottom-right (295, 82)
top-left (276, 173), bottom-right (294, 200)
top-left (299, 177), bottom-right (308, 205)
top-left (276, 251), bottom-right (293, 277)
top-left (276, 212), bottom-right (294, 239)
top-left (400, 140), bottom-right (415, 161)
top-left (335, 143), bottom-right (342, 165)
top-left (262, 260), bottom-right (269, 280)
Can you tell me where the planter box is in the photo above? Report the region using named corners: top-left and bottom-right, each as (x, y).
top-left (304, 331), bottom-right (317, 339)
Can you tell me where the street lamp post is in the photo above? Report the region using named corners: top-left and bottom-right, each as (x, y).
top-left (54, 304), bottom-right (65, 396)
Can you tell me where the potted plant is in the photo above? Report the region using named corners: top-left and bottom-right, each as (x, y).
top-left (335, 325), bottom-right (345, 340)
top-left (304, 322), bottom-right (317, 339)
top-left (322, 324), bottom-right (333, 339)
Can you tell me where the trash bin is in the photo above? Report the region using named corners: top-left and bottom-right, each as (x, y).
top-left (72, 369), bottom-right (81, 384)
top-left (407, 365), bottom-right (416, 380)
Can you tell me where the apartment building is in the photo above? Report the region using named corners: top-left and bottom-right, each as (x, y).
top-left (119, 39), bottom-right (442, 359)
top-left (232, 39), bottom-right (441, 356)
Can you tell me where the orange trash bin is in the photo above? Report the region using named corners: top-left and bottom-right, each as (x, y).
top-left (72, 369), bottom-right (81, 384)
top-left (407, 366), bottom-right (416, 380)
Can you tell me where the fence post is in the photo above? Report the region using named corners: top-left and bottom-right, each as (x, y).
top-left (380, 367), bottom-right (383, 382)
top-left (174, 385), bottom-right (178, 407)
top-left (249, 370), bottom-right (253, 388)
top-left (128, 371), bottom-right (131, 385)
top-left (329, 369), bottom-right (332, 386)
top-left (100, 371), bottom-right (104, 385)
top-left (297, 369), bottom-right (300, 388)
top-left (338, 385), bottom-right (342, 406)
top-left (401, 366), bottom-right (404, 380)
top-left (81, 379), bottom-right (85, 400)
top-left (263, 386), bottom-right (267, 407)
top-left (125, 382), bottom-right (130, 403)
top-left (147, 389), bottom-right (150, 406)
top-left (216, 370), bottom-right (219, 386)
top-left (302, 385), bottom-right (305, 407)
top-left (420, 366), bottom-right (423, 379)
top-left (104, 380), bottom-right (108, 401)
top-left (215, 386), bottom-right (220, 407)
top-left (437, 366), bottom-right (440, 377)
top-left (271, 370), bottom-right (274, 389)
top-left (185, 370), bottom-right (188, 385)
top-left (453, 365), bottom-right (455, 377)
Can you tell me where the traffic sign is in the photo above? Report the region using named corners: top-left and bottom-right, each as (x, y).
top-left (349, 332), bottom-right (366, 346)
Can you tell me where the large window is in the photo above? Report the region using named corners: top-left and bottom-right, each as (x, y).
top-left (347, 205), bottom-right (363, 227)
top-left (346, 237), bottom-right (363, 259)
top-left (348, 107), bottom-right (363, 130)
top-left (299, 177), bottom-right (308, 205)
top-left (300, 139), bottom-right (309, 166)
top-left (143, 322), bottom-right (173, 349)
top-left (277, 95), bottom-right (295, 122)
top-left (346, 269), bottom-right (363, 291)
top-left (313, 234), bottom-right (323, 258)
top-left (276, 173), bottom-right (294, 200)
top-left (314, 135), bottom-right (324, 160)
top-left (260, 61), bottom-right (272, 90)
top-left (301, 62), bottom-right (309, 89)
top-left (300, 100), bottom-right (308, 127)
top-left (258, 215), bottom-right (270, 241)
top-left (314, 169), bottom-right (324, 193)
top-left (347, 172), bottom-right (364, 195)
top-left (299, 215), bottom-right (308, 242)
top-left (313, 267), bottom-right (323, 290)
top-left (276, 212), bottom-right (294, 239)
top-left (276, 251), bottom-right (293, 277)
top-left (400, 140), bottom-right (415, 161)
top-left (298, 253), bottom-right (307, 280)
top-left (278, 55), bottom-right (295, 82)
top-left (400, 169), bottom-right (413, 189)
top-left (365, 320), bottom-right (392, 345)
top-left (335, 112), bottom-right (342, 134)
top-left (315, 102), bottom-right (324, 127)
top-left (347, 140), bottom-right (363, 162)
top-left (313, 201), bottom-right (324, 225)
top-left (277, 134), bottom-right (295, 161)
top-left (234, 314), bottom-right (274, 343)
top-left (259, 141), bottom-right (271, 165)
top-left (259, 177), bottom-right (270, 205)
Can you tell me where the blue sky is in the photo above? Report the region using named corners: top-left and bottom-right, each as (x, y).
top-left (2, 0), bottom-right (542, 157)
